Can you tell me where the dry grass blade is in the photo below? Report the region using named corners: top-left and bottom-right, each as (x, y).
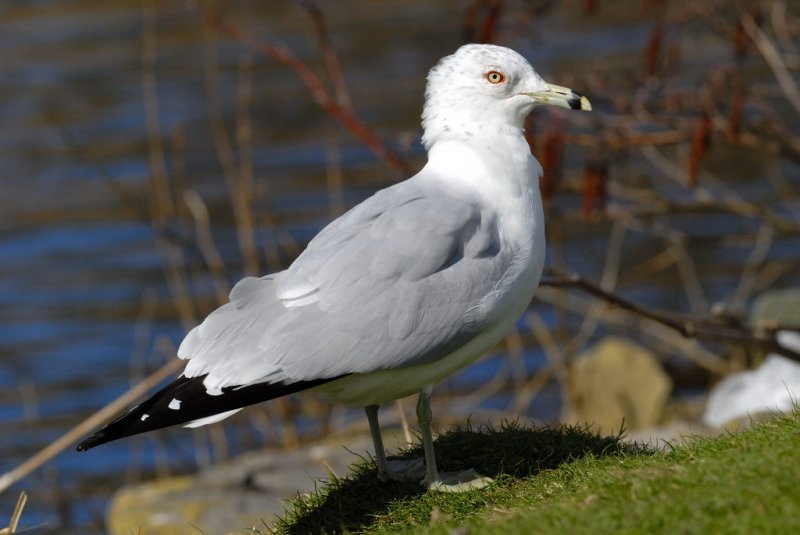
top-left (0, 359), bottom-right (183, 494)
top-left (202, 23), bottom-right (261, 277)
top-left (143, 0), bottom-right (196, 329)
top-left (741, 13), bottom-right (800, 117)
top-left (0, 491), bottom-right (27, 534)
top-left (183, 189), bottom-right (231, 303)
top-left (394, 399), bottom-right (414, 446)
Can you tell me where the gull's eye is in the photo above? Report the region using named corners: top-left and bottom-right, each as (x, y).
top-left (485, 70), bottom-right (506, 84)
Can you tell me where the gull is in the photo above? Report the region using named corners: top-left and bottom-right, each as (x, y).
top-left (77, 44), bottom-right (591, 491)
top-left (703, 330), bottom-right (800, 428)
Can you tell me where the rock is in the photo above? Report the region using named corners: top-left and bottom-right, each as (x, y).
top-left (624, 420), bottom-right (709, 449)
top-left (107, 433), bottom-right (395, 535)
top-left (750, 288), bottom-right (800, 326)
top-left (109, 476), bottom-right (212, 535)
top-left (565, 337), bottom-right (672, 433)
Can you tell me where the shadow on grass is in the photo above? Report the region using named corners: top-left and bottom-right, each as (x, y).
top-left (272, 421), bottom-right (651, 534)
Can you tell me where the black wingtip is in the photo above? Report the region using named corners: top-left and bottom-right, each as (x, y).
top-left (76, 432), bottom-right (105, 452)
top-left (75, 374), bottom-right (343, 451)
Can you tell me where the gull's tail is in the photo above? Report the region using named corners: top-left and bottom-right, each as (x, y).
top-left (76, 374), bottom-right (339, 451)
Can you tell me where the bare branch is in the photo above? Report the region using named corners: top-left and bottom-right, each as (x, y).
top-left (298, 0), bottom-right (354, 110)
top-left (183, 190), bottom-right (231, 303)
top-left (741, 13), bottom-right (800, 117)
top-left (541, 267), bottom-right (800, 363)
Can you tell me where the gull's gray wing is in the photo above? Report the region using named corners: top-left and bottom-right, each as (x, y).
top-left (179, 175), bottom-right (517, 391)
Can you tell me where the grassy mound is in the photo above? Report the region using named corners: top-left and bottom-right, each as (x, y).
top-left (263, 412), bottom-right (800, 534)
top-left (270, 422), bottom-right (641, 534)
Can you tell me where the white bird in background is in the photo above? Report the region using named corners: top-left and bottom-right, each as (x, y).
top-left (77, 44), bottom-right (591, 491)
top-left (704, 330), bottom-right (800, 428)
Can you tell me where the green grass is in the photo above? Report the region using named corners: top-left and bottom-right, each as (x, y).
top-left (266, 413), bottom-right (800, 534)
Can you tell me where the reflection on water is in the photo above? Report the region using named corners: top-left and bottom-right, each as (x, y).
top-left (1, 1), bottom-right (798, 532)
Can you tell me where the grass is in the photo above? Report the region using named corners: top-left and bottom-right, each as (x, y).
top-left (265, 413), bottom-right (800, 534)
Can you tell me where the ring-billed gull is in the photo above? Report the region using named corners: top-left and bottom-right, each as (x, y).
top-left (77, 44), bottom-right (591, 491)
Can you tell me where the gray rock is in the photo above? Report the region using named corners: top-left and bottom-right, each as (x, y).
top-left (751, 288), bottom-right (800, 326)
top-left (107, 433), bottom-right (399, 534)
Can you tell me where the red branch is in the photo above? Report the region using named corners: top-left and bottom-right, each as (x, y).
top-left (463, 0), bottom-right (504, 44)
top-left (582, 154), bottom-right (609, 219)
top-left (688, 108), bottom-right (712, 188)
top-left (202, 10), bottom-right (413, 176)
top-left (539, 119), bottom-right (565, 203)
top-left (643, 21), bottom-right (665, 77)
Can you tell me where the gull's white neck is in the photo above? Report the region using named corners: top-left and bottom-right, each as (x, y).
top-left (421, 131), bottom-right (545, 252)
top-left (424, 132), bottom-right (542, 207)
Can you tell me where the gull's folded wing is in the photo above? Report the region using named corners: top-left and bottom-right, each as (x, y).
top-left (78, 174), bottom-right (521, 449)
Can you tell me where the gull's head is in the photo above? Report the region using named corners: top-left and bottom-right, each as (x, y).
top-left (421, 44), bottom-right (591, 149)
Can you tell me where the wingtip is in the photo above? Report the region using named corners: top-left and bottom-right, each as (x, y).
top-left (75, 431), bottom-right (106, 452)
top-left (74, 375), bottom-right (345, 452)
top-left (75, 426), bottom-right (113, 451)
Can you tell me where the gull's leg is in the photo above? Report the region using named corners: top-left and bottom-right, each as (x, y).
top-left (417, 385), bottom-right (494, 492)
top-left (365, 404), bottom-right (425, 482)
top-left (416, 385), bottom-right (441, 488)
top-left (365, 405), bottom-right (390, 481)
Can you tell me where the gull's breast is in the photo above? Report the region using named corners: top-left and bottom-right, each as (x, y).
top-left (314, 152), bottom-right (546, 407)
top-left (314, 238), bottom-right (544, 407)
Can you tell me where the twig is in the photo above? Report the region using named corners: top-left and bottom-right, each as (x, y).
top-left (394, 399), bottom-right (413, 446)
top-left (0, 359), bottom-right (183, 494)
top-left (638, 145), bottom-right (800, 235)
top-left (462, 0), bottom-right (505, 44)
top-left (752, 258), bottom-right (799, 297)
top-left (515, 310), bottom-right (562, 415)
top-left (567, 220), bottom-right (626, 357)
top-left (323, 123), bottom-right (347, 218)
top-left (449, 349), bottom-right (510, 408)
top-left (668, 240), bottom-right (708, 315)
top-left (55, 126), bottom-right (153, 228)
top-left (142, 0), bottom-right (173, 223)
top-left (183, 190), bottom-right (231, 303)
top-left (143, 0), bottom-right (196, 329)
top-left (0, 491), bottom-right (27, 534)
top-left (535, 284), bottom-right (731, 374)
top-left (729, 224), bottom-right (774, 313)
top-left (202, 24), bottom-right (261, 277)
top-left (298, 0), bottom-right (353, 110)
top-left (541, 268), bottom-right (800, 363)
top-left (504, 328), bottom-right (528, 399)
top-left (771, 2), bottom-right (800, 68)
top-left (235, 52), bottom-right (261, 277)
top-left (741, 13), bottom-right (800, 117)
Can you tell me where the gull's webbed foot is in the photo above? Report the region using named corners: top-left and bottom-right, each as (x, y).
top-left (425, 468), bottom-right (494, 492)
top-left (379, 458), bottom-right (493, 492)
top-left (379, 457), bottom-right (427, 482)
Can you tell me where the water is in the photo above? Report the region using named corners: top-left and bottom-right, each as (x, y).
top-left (1, 1), bottom-right (798, 532)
